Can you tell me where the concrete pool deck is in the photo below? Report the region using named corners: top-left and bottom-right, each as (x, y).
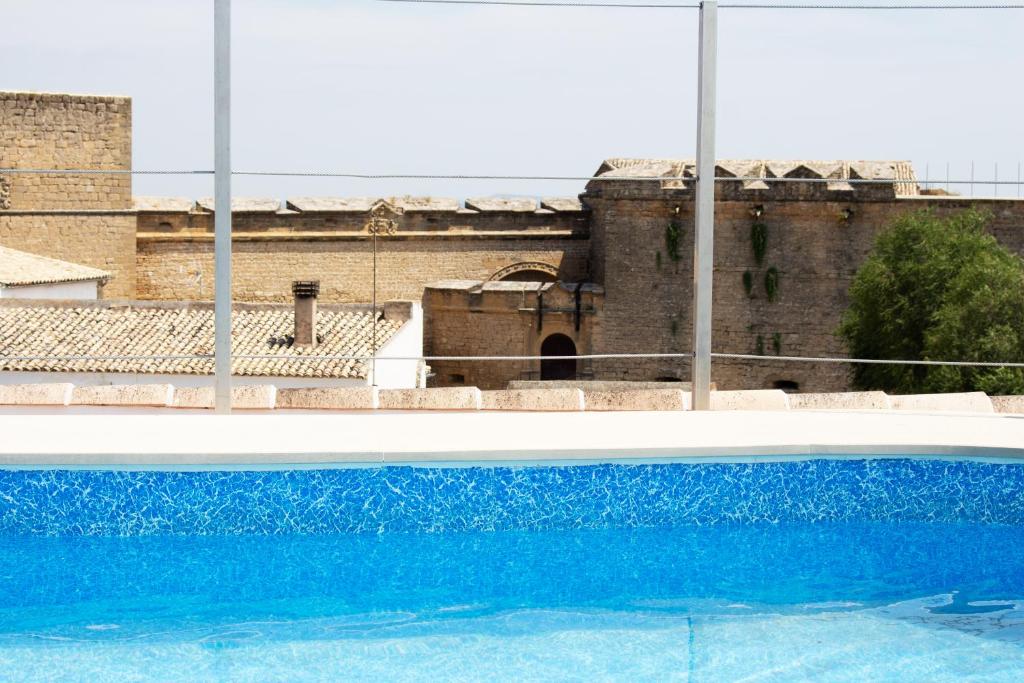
top-left (0, 409), bottom-right (1022, 467)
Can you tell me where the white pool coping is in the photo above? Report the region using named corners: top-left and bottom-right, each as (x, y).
top-left (0, 410), bottom-right (1023, 467)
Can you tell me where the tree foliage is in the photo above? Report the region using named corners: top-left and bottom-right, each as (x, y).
top-left (838, 209), bottom-right (1024, 395)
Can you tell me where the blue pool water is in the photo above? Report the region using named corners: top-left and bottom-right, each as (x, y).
top-left (1, 458), bottom-right (1024, 680)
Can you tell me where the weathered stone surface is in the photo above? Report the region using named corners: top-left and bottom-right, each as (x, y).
top-left (992, 396), bottom-right (1024, 415)
top-left (72, 384), bottom-right (174, 407)
top-left (276, 387), bottom-right (377, 410)
top-left (464, 197), bottom-right (537, 212)
top-left (582, 389), bottom-right (688, 412)
top-left (510, 380), bottom-right (703, 391)
top-left (788, 392), bottom-right (891, 410)
top-left (0, 383), bottom-right (72, 406)
top-left (378, 387), bottom-right (481, 411)
top-left (540, 197), bottom-right (584, 212)
top-left (171, 385), bottom-right (277, 410)
top-left (286, 197), bottom-right (376, 213)
top-left (890, 392), bottom-right (994, 413)
top-left (710, 390), bottom-right (789, 411)
top-left (133, 197), bottom-right (194, 212)
top-left (196, 197), bottom-right (281, 213)
top-left (480, 389), bottom-right (583, 411)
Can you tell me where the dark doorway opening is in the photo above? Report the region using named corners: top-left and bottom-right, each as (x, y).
top-left (540, 333), bottom-right (577, 381)
top-left (500, 269), bottom-right (557, 283)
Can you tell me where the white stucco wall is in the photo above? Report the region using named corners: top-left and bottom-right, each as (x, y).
top-left (372, 302), bottom-right (425, 389)
top-left (0, 280), bottom-right (100, 300)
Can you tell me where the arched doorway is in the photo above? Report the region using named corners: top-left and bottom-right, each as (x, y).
top-left (541, 333), bottom-right (577, 380)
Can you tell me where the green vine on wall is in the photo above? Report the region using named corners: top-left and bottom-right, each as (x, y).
top-left (765, 267), bottom-right (780, 303)
top-left (772, 332), bottom-right (782, 355)
top-left (666, 220), bottom-right (682, 262)
top-left (751, 222), bottom-right (768, 266)
top-left (742, 270), bottom-right (754, 298)
top-left (755, 334), bottom-right (765, 356)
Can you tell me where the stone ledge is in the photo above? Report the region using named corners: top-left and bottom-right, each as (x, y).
top-left (889, 392), bottom-right (994, 413)
top-left (378, 387), bottom-right (482, 411)
top-left (788, 392), bottom-right (891, 411)
top-left (582, 389), bottom-right (688, 412)
top-left (0, 383), bottom-right (73, 406)
top-left (481, 389), bottom-right (583, 412)
top-left (172, 385), bottom-right (277, 410)
top-left (276, 387), bottom-right (378, 410)
top-left (71, 384), bottom-right (174, 408)
top-left (993, 396), bottom-right (1024, 415)
top-left (0, 383), bottom-right (1021, 415)
top-left (710, 390), bottom-right (790, 411)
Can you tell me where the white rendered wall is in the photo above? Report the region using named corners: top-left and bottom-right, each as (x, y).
top-left (0, 280), bottom-right (99, 300)
top-left (372, 302), bottom-right (425, 389)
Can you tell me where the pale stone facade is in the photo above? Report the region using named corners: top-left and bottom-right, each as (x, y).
top-left (4, 91), bottom-right (1024, 392)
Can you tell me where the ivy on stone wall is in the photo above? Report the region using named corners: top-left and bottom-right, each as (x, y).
top-left (666, 220), bottom-right (682, 262)
top-left (751, 222), bottom-right (768, 266)
top-left (765, 267), bottom-right (780, 303)
top-left (772, 332), bottom-right (782, 355)
top-left (755, 334), bottom-right (765, 356)
top-left (742, 270), bottom-right (754, 298)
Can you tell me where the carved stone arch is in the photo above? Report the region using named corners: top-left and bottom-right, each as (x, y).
top-left (0, 176), bottom-right (11, 210)
top-left (488, 261), bottom-right (559, 283)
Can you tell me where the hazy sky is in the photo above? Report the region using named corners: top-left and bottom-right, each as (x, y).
top-left (3, 0), bottom-right (1023, 201)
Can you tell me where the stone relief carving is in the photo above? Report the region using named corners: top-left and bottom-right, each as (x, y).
top-left (364, 198), bottom-right (404, 236)
top-left (0, 176), bottom-right (11, 210)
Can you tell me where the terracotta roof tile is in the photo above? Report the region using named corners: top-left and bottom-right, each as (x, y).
top-left (0, 246), bottom-right (110, 287)
top-left (0, 303), bottom-right (403, 379)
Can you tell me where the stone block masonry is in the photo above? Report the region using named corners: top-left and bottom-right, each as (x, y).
top-left (135, 199), bottom-right (590, 303)
top-left (0, 92), bottom-right (131, 210)
top-left (0, 92), bottom-right (135, 297)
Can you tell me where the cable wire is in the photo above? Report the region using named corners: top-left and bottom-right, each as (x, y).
top-left (5, 352), bottom-right (1024, 367)
top-left (2, 167), bottom-right (1020, 186)
top-left (373, 0), bottom-right (1024, 8)
top-left (711, 352), bottom-right (1024, 368)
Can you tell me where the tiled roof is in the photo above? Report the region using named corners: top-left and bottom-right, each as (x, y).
top-left (0, 303), bottom-right (404, 378)
top-left (0, 246), bottom-right (110, 287)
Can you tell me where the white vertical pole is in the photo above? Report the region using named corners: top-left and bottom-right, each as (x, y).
top-left (214, 0), bottom-right (232, 414)
top-left (691, 0), bottom-right (717, 411)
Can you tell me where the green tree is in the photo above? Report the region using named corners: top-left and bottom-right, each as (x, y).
top-left (838, 209), bottom-right (1024, 394)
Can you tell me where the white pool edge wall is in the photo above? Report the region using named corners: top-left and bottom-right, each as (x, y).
top-left (1, 410), bottom-right (1023, 467)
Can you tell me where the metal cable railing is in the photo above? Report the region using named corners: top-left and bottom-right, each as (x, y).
top-left (5, 352), bottom-right (1024, 368)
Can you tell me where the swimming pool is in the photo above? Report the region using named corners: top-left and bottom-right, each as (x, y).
top-left (1, 457), bottom-right (1023, 680)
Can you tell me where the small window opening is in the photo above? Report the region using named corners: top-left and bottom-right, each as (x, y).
top-left (448, 373), bottom-right (466, 384)
top-left (773, 380), bottom-right (800, 393)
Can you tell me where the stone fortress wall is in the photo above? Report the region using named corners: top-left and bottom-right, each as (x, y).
top-left (0, 91), bottom-right (136, 297)
top-left (425, 160), bottom-right (1024, 391)
top-left (134, 196), bottom-right (590, 303)
top-left (579, 160), bottom-right (1024, 393)
top-left (5, 91), bottom-right (1024, 392)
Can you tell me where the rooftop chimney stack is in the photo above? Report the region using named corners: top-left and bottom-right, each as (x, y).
top-left (292, 280), bottom-right (320, 347)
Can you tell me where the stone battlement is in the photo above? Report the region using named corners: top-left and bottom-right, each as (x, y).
top-left (133, 195), bottom-right (590, 244)
top-left (585, 158), bottom-right (920, 201)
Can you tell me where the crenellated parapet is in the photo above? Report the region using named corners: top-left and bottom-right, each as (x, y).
top-left (584, 159), bottom-right (920, 202)
top-left (134, 195), bottom-right (588, 241)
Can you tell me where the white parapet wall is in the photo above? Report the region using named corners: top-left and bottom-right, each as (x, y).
top-left (371, 302), bottom-right (426, 389)
top-left (1, 410), bottom-right (1024, 466)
